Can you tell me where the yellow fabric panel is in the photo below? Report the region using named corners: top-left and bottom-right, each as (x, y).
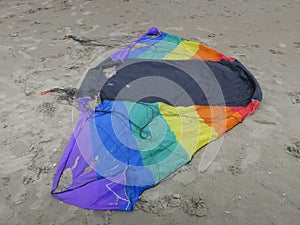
top-left (158, 102), bottom-right (218, 158)
top-left (163, 40), bottom-right (199, 60)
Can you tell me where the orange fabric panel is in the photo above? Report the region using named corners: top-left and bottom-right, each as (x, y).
top-left (195, 100), bottom-right (260, 137)
top-left (191, 44), bottom-right (220, 61)
top-left (191, 43), bottom-right (235, 62)
top-left (195, 105), bottom-right (243, 137)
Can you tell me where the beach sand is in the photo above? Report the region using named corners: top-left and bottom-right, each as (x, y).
top-left (0, 0), bottom-right (299, 224)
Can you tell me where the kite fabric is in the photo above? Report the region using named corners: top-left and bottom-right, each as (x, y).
top-left (51, 27), bottom-right (262, 210)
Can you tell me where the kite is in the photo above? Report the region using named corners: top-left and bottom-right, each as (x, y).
top-left (51, 27), bottom-right (262, 210)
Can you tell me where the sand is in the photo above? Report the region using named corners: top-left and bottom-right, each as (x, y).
top-left (0, 0), bottom-right (299, 224)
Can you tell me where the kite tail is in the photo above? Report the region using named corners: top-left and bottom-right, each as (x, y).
top-left (39, 87), bottom-right (76, 98)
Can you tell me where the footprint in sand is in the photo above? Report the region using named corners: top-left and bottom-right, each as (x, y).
top-left (293, 41), bottom-right (300, 48)
top-left (286, 141), bottom-right (300, 159)
top-left (227, 164), bottom-right (241, 175)
top-left (136, 193), bottom-right (182, 215)
top-left (37, 102), bottom-right (57, 117)
top-left (269, 49), bottom-right (284, 54)
top-left (288, 92), bottom-right (300, 104)
top-left (182, 197), bottom-right (207, 217)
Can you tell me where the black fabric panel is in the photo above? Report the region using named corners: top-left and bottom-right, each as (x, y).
top-left (100, 61), bottom-right (209, 106)
top-left (230, 59), bottom-right (263, 102)
top-left (205, 60), bottom-right (256, 106)
top-left (99, 59), bottom-right (261, 106)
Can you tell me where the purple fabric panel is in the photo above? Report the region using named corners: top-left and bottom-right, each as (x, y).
top-left (51, 106), bottom-right (90, 192)
top-left (51, 133), bottom-right (76, 192)
top-left (70, 106), bottom-right (95, 179)
top-left (52, 171), bottom-right (130, 210)
top-left (52, 97), bottom-right (98, 193)
top-left (110, 27), bottom-right (160, 62)
top-left (52, 97), bottom-right (132, 210)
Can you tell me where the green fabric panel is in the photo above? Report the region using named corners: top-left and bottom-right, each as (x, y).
top-left (138, 33), bottom-right (183, 60)
top-left (124, 101), bottom-right (190, 184)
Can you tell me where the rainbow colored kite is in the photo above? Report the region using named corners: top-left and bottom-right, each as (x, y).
top-left (51, 27), bottom-right (262, 210)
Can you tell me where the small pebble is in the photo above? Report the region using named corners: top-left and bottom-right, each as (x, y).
top-left (278, 43), bottom-right (286, 48)
top-left (9, 32), bottom-right (19, 37)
